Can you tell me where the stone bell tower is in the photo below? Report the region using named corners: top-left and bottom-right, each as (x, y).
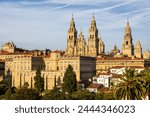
top-left (122, 21), bottom-right (134, 57)
top-left (65, 15), bottom-right (77, 56)
top-left (88, 15), bottom-right (99, 56)
top-left (135, 40), bottom-right (142, 58)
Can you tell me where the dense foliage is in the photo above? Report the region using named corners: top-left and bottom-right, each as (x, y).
top-left (34, 69), bottom-right (44, 92)
top-left (43, 87), bottom-right (67, 100)
top-left (114, 68), bottom-right (147, 100)
top-left (13, 87), bottom-right (40, 100)
top-left (63, 65), bottom-right (77, 94)
top-left (0, 68), bottom-right (150, 100)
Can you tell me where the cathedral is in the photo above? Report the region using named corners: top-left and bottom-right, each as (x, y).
top-left (65, 15), bottom-right (105, 57)
top-left (65, 15), bottom-right (143, 58)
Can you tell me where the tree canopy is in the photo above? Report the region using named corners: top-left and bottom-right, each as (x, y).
top-left (34, 69), bottom-right (44, 92)
top-left (63, 65), bottom-right (77, 94)
top-left (115, 68), bottom-right (144, 100)
top-left (43, 87), bottom-right (67, 100)
top-left (13, 83), bottom-right (40, 100)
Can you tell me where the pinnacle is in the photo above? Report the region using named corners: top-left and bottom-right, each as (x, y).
top-left (136, 40), bottom-right (141, 47)
top-left (70, 13), bottom-right (75, 23)
top-left (80, 29), bottom-right (83, 35)
top-left (126, 20), bottom-right (130, 27)
top-left (92, 13), bottom-right (95, 21)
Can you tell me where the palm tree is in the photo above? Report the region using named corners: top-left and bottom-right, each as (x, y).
top-left (114, 68), bottom-right (144, 100)
top-left (140, 69), bottom-right (150, 100)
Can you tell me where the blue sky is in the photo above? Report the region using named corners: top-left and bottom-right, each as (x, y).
top-left (0, 0), bottom-right (150, 52)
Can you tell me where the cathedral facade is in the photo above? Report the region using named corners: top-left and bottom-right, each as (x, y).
top-left (65, 15), bottom-right (142, 58)
top-left (65, 15), bottom-right (105, 57)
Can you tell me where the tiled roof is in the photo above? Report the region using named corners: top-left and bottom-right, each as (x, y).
top-left (53, 50), bottom-right (61, 53)
top-left (87, 83), bottom-right (103, 89)
top-left (97, 57), bottom-right (144, 60)
top-left (0, 52), bottom-right (33, 55)
top-left (44, 55), bottom-right (51, 58)
top-left (0, 50), bottom-right (9, 54)
top-left (97, 73), bottom-right (111, 76)
top-left (0, 59), bottom-right (5, 62)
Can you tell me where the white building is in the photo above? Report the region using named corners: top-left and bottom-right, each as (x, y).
top-left (93, 73), bottom-right (112, 87)
top-left (110, 66), bottom-right (144, 75)
top-left (92, 73), bottom-right (121, 88)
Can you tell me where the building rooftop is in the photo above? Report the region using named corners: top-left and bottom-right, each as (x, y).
top-left (97, 57), bottom-right (144, 60)
top-left (96, 73), bottom-right (111, 77)
top-left (87, 83), bottom-right (103, 89)
top-left (52, 50), bottom-right (62, 53)
top-left (0, 51), bottom-right (33, 55)
top-left (0, 59), bottom-right (5, 62)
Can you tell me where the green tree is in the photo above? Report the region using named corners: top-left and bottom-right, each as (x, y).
top-left (4, 69), bottom-right (12, 89)
top-left (114, 68), bottom-right (144, 100)
top-left (43, 87), bottom-right (66, 100)
top-left (63, 65), bottom-right (77, 94)
top-left (0, 80), bottom-right (9, 96)
top-left (13, 83), bottom-right (40, 100)
top-left (34, 69), bottom-right (44, 92)
top-left (71, 90), bottom-right (97, 100)
top-left (103, 92), bottom-right (115, 100)
top-left (140, 68), bottom-right (150, 99)
top-left (3, 87), bottom-right (17, 100)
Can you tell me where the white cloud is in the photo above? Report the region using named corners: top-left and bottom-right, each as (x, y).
top-left (49, 0), bottom-right (127, 5)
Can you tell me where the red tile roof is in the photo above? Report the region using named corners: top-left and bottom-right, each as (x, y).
top-left (0, 59), bottom-right (5, 62)
top-left (44, 55), bottom-right (51, 58)
top-left (53, 50), bottom-right (62, 53)
top-left (97, 57), bottom-right (144, 61)
top-left (0, 52), bottom-right (33, 55)
top-left (87, 83), bottom-right (103, 89)
top-left (0, 50), bottom-right (9, 54)
top-left (97, 73), bottom-right (111, 76)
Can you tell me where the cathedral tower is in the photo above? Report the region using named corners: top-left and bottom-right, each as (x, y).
top-left (135, 40), bottom-right (142, 58)
top-left (122, 21), bottom-right (134, 57)
top-left (66, 16), bottom-right (77, 56)
top-left (98, 37), bottom-right (105, 54)
top-left (88, 15), bottom-right (99, 56)
top-left (76, 30), bottom-right (87, 56)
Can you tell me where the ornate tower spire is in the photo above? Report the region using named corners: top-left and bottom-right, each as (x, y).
top-left (98, 37), bottom-right (105, 54)
top-left (90, 13), bottom-right (97, 30)
top-left (135, 40), bottom-right (142, 58)
top-left (79, 29), bottom-right (83, 38)
top-left (70, 14), bottom-right (75, 29)
top-left (88, 14), bottom-right (99, 56)
top-left (125, 20), bottom-right (132, 35)
top-left (114, 43), bottom-right (117, 50)
top-left (122, 20), bottom-right (134, 57)
top-left (65, 15), bottom-right (77, 56)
